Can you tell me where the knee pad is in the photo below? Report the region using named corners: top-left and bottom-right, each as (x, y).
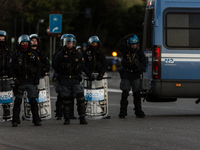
top-left (62, 96), bottom-right (71, 105)
top-left (14, 97), bottom-right (22, 107)
top-left (122, 91), bottom-right (129, 100)
top-left (57, 93), bottom-right (62, 102)
top-left (133, 90), bottom-right (141, 100)
top-left (77, 96), bottom-right (85, 103)
top-left (29, 97), bottom-right (37, 106)
top-left (77, 93), bottom-right (84, 98)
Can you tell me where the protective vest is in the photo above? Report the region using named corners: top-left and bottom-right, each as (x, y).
top-left (59, 50), bottom-right (82, 75)
top-left (13, 50), bottom-right (38, 79)
top-left (0, 47), bottom-right (11, 76)
top-left (121, 49), bottom-right (140, 70)
top-left (85, 50), bottom-right (103, 72)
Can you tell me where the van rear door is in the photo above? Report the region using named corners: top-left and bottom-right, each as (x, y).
top-left (162, 8), bottom-right (200, 80)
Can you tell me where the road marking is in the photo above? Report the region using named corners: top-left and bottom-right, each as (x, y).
top-left (50, 86), bottom-right (129, 93)
top-left (47, 99), bottom-right (199, 111)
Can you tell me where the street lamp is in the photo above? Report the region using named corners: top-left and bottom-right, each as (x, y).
top-left (37, 19), bottom-right (44, 36)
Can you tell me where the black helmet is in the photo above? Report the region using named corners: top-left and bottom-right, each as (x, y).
top-left (0, 30), bottom-right (8, 46)
top-left (30, 34), bottom-right (40, 47)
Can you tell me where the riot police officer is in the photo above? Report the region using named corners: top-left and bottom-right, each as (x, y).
top-left (53, 34), bottom-right (87, 125)
top-left (76, 46), bottom-right (82, 53)
top-left (82, 36), bottom-right (108, 80)
top-left (0, 30), bottom-right (12, 120)
top-left (52, 34), bottom-right (77, 120)
top-left (10, 35), bottom-right (42, 127)
top-left (117, 33), bottom-right (146, 118)
top-left (30, 34), bottom-right (50, 77)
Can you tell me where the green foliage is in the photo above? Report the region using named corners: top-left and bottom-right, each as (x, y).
top-left (0, 0), bottom-right (146, 57)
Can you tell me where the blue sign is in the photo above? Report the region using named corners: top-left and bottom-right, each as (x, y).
top-left (49, 14), bottom-right (62, 33)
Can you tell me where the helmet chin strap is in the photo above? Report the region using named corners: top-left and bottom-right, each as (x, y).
top-left (0, 41), bottom-right (6, 47)
top-left (65, 46), bottom-right (74, 52)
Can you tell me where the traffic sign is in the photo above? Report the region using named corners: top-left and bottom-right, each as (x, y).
top-left (46, 26), bottom-right (50, 35)
top-left (49, 14), bottom-right (62, 33)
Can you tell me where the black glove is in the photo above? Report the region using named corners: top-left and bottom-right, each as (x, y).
top-left (34, 79), bottom-right (39, 85)
top-left (78, 75), bottom-right (82, 82)
top-left (124, 33), bottom-right (135, 39)
top-left (96, 73), bottom-right (103, 81)
top-left (0, 71), bottom-right (3, 76)
top-left (14, 78), bottom-right (20, 86)
top-left (87, 74), bottom-right (95, 81)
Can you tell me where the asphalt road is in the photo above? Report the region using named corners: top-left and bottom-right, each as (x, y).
top-left (1, 72), bottom-right (200, 150)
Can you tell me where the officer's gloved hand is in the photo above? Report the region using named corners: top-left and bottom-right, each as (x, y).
top-left (124, 33), bottom-right (135, 39)
top-left (14, 78), bottom-right (20, 86)
top-left (87, 74), bottom-right (95, 81)
top-left (0, 71), bottom-right (3, 76)
top-left (96, 73), bottom-right (103, 81)
top-left (34, 79), bottom-right (39, 85)
top-left (41, 69), bottom-right (46, 76)
top-left (78, 75), bottom-right (82, 82)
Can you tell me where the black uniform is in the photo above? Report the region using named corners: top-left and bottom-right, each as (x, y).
top-left (10, 49), bottom-right (42, 125)
top-left (32, 48), bottom-right (50, 77)
top-left (0, 46), bottom-right (12, 77)
top-left (0, 46), bottom-right (12, 120)
top-left (53, 48), bottom-right (87, 124)
top-left (82, 49), bottom-right (108, 79)
top-left (117, 33), bottom-right (146, 118)
top-left (52, 47), bottom-right (63, 119)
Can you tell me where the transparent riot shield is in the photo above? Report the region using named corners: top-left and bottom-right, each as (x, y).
top-left (83, 73), bottom-right (110, 119)
top-left (0, 76), bottom-right (13, 122)
top-left (22, 75), bottom-right (51, 121)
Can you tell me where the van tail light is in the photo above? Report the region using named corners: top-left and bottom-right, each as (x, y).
top-left (152, 46), bottom-right (160, 79)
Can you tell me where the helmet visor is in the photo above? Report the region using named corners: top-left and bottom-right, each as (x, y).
top-left (63, 37), bottom-right (76, 47)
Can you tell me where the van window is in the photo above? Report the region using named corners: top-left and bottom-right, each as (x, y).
top-left (165, 10), bottom-right (200, 48)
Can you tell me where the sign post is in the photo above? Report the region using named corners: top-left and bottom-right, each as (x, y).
top-left (49, 11), bottom-right (62, 68)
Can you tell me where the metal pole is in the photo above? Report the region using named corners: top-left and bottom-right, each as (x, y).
top-left (14, 18), bottom-right (16, 50)
top-left (53, 37), bottom-right (56, 55)
top-left (50, 37), bottom-right (52, 65)
top-left (21, 19), bottom-right (24, 34)
top-left (37, 19), bottom-right (40, 35)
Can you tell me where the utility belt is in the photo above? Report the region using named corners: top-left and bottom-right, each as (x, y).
top-left (60, 74), bottom-right (80, 79)
top-left (21, 74), bottom-right (29, 79)
top-left (122, 68), bottom-right (135, 73)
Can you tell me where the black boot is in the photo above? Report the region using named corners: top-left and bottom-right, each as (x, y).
top-left (135, 110), bottom-right (145, 118)
top-left (29, 98), bottom-right (41, 126)
top-left (12, 97), bottom-right (22, 127)
top-left (55, 94), bottom-right (63, 120)
top-left (80, 116), bottom-right (87, 124)
top-left (55, 101), bottom-right (63, 120)
top-left (77, 94), bottom-right (87, 125)
top-left (2, 104), bottom-right (11, 120)
top-left (63, 97), bottom-right (71, 125)
top-left (134, 91), bottom-right (145, 118)
top-left (12, 122), bottom-right (18, 127)
top-left (118, 91), bottom-right (129, 119)
top-left (64, 119), bottom-right (70, 125)
top-left (70, 97), bottom-right (76, 119)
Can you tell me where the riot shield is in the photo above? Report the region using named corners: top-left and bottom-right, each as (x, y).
top-left (22, 75), bottom-right (51, 120)
top-left (83, 73), bottom-right (110, 119)
top-left (0, 76), bottom-right (13, 122)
